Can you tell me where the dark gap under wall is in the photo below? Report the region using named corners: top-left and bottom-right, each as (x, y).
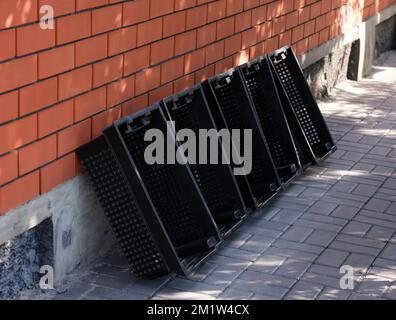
top-left (375, 15), bottom-right (396, 59)
top-left (304, 43), bottom-right (353, 99)
top-left (0, 218), bottom-right (53, 299)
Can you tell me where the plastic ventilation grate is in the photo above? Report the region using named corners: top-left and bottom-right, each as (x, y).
top-left (78, 137), bottom-right (167, 278)
top-left (162, 86), bottom-right (247, 234)
top-left (268, 47), bottom-right (336, 162)
top-left (203, 70), bottom-right (281, 207)
top-left (240, 57), bottom-right (301, 184)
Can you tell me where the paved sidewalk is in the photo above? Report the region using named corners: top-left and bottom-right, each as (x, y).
top-left (23, 51), bottom-right (396, 300)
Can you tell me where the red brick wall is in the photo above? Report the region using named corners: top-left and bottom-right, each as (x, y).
top-left (0, 0), bottom-right (395, 215)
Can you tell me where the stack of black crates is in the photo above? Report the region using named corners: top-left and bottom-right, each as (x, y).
top-left (78, 46), bottom-right (337, 279)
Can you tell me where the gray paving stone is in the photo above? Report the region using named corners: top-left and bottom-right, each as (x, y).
top-left (274, 258), bottom-right (312, 279)
top-left (352, 184), bottom-right (378, 197)
top-left (217, 246), bottom-right (261, 262)
top-left (248, 254), bottom-right (286, 274)
top-left (270, 209), bottom-right (305, 224)
top-left (330, 240), bottom-right (381, 256)
top-left (331, 181), bottom-right (358, 193)
top-left (336, 234), bottom-right (386, 249)
top-left (363, 198), bottom-right (392, 212)
top-left (217, 288), bottom-right (254, 300)
top-left (316, 248), bottom-right (349, 267)
top-left (272, 239), bottom-right (323, 255)
top-left (365, 225), bottom-right (395, 242)
top-left (341, 221), bottom-right (371, 237)
top-left (238, 270), bottom-right (296, 289)
top-left (124, 276), bottom-right (171, 297)
top-left (285, 281), bottom-right (323, 300)
top-left (380, 244), bottom-right (396, 261)
top-left (239, 234), bottom-right (274, 253)
top-left (356, 275), bottom-right (391, 296)
top-left (373, 257), bottom-right (396, 271)
top-left (331, 205), bottom-right (360, 219)
top-left (308, 201), bottom-right (339, 215)
top-left (263, 247), bottom-right (318, 262)
top-left (384, 284), bottom-right (396, 299)
top-left (385, 202), bottom-right (396, 214)
top-left (316, 287), bottom-right (351, 300)
top-left (305, 229), bottom-right (337, 247)
top-left (154, 287), bottom-right (216, 300)
top-left (281, 225), bottom-right (314, 242)
top-left (343, 253), bottom-right (375, 275)
top-left (166, 278), bottom-right (223, 297)
top-left (230, 279), bottom-right (288, 299)
top-left (84, 286), bottom-right (149, 300)
top-left (369, 146), bottom-right (391, 156)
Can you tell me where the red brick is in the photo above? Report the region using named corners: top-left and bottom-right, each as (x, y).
top-left (197, 23), bottom-right (217, 47)
top-left (39, 0), bottom-right (75, 16)
top-left (235, 11), bottom-right (251, 32)
top-left (38, 100), bottom-right (74, 138)
top-left (0, 171), bottom-right (40, 215)
top-left (216, 56), bottom-right (234, 73)
top-left (174, 74), bottom-right (195, 93)
top-left (38, 44), bottom-right (74, 79)
top-left (241, 28), bottom-right (257, 50)
top-left (149, 83), bottom-right (173, 104)
top-left (0, 29), bottom-right (16, 61)
top-left (92, 106), bottom-right (122, 139)
top-left (57, 119), bottom-right (91, 156)
top-left (194, 64), bottom-right (215, 82)
top-left (40, 153), bottom-right (76, 193)
top-left (175, 30), bottom-right (196, 55)
top-left (0, 152), bottom-right (18, 186)
top-left (186, 5), bottom-right (207, 29)
top-left (123, 0), bottom-right (150, 26)
top-left (19, 135), bottom-right (57, 175)
top-left (76, 0), bottom-right (107, 10)
top-left (224, 33), bottom-right (241, 56)
top-left (20, 78), bottom-right (58, 116)
top-left (106, 76), bottom-right (135, 108)
top-left (74, 87), bottom-right (107, 121)
top-left (122, 94), bottom-right (148, 116)
top-left (208, 0), bottom-right (226, 22)
top-left (135, 66), bottom-right (161, 95)
top-left (56, 11), bottom-right (91, 45)
top-left (217, 17), bottom-right (235, 39)
top-left (163, 11), bottom-right (186, 37)
top-left (58, 65), bottom-right (93, 100)
top-left (0, 92), bottom-right (18, 124)
top-left (227, 0), bottom-right (244, 15)
top-left (175, 0), bottom-right (196, 11)
top-left (161, 57), bottom-right (184, 84)
top-left (17, 23), bottom-right (55, 56)
top-left (124, 46), bottom-right (150, 75)
top-left (108, 26), bottom-right (137, 56)
top-left (76, 34), bottom-right (108, 66)
top-left (0, 0), bottom-right (37, 29)
top-left (205, 41), bottom-right (224, 64)
top-left (150, 0), bottom-right (174, 18)
top-left (151, 37), bottom-right (175, 65)
top-left (0, 114), bottom-right (37, 156)
top-left (137, 18), bottom-right (163, 46)
top-left (92, 4), bottom-right (122, 35)
top-left (244, 0), bottom-right (259, 10)
top-left (184, 48), bottom-right (205, 73)
top-left (251, 6), bottom-right (266, 25)
top-left (93, 54), bottom-right (123, 88)
top-left (0, 55), bottom-right (38, 94)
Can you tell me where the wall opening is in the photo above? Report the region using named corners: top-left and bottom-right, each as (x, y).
top-left (375, 15), bottom-right (396, 59)
top-left (0, 218), bottom-right (53, 299)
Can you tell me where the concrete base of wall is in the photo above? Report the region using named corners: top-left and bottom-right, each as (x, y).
top-left (0, 4), bottom-right (395, 295)
top-left (0, 174), bottom-right (115, 291)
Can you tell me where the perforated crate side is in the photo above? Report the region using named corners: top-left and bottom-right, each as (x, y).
top-left (269, 47), bottom-right (336, 161)
top-left (204, 70), bottom-right (281, 207)
top-left (162, 86), bottom-right (247, 234)
top-left (116, 107), bottom-right (221, 252)
top-left (240, 57), bottom-right (301, 184)
top-left (77, 137), bottom-right (169, 278)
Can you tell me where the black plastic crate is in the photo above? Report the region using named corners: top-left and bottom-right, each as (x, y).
top-left (202, 69), bottom-right (282, 208)
top-left (78, 105), bottom-right (221, 279)
top-left (240, 56), bottom-right (301, 186)
top-left (268, 46), bottom-right (337, 163)
top-left (161, 85), bottom-right (248, 237)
